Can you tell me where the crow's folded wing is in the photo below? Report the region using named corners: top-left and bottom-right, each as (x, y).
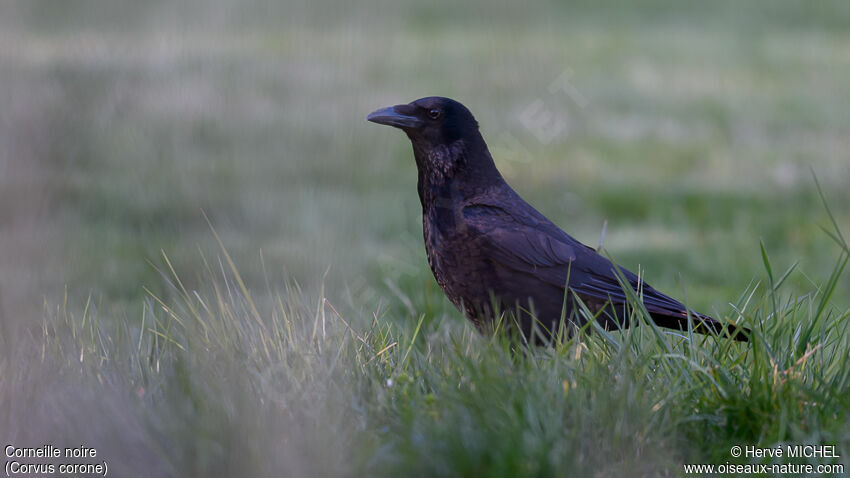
top-left (461, 203), bottom-right (688, 316)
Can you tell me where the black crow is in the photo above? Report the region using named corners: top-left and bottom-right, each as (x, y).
top-left (367, 96), bottom-right (749, 342)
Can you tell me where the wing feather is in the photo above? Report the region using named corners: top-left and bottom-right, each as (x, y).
top-left (462, 202), bottom-right (688, 316)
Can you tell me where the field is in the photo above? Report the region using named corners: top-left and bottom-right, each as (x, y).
top-left (1, 1), bottom-right (849, 476)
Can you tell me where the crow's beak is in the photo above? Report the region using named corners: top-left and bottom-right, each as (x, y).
top-left (366, 105), bottom-right (423, 129)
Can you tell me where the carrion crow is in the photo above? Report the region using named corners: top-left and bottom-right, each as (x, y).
top-left (367, 96), bottom-right (749, 343)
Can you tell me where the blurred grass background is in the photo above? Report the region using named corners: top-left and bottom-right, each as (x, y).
top-left (2, 1), bottom-right (850, 476)
top-left (1, 0), bottom-right (848, 326)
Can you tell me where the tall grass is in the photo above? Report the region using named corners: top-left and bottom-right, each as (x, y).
top-left (3, 201), bottom-right (847, 477)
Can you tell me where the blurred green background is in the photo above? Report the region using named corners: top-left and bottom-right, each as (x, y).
top-left (1, 0), bottom-right (848, 328)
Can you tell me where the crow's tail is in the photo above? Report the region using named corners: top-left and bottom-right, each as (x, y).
top-left (650, 310), bottom-right (750, 342)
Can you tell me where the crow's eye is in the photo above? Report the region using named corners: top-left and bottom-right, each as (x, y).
top-left (428, 108), bottom-right (441, 120)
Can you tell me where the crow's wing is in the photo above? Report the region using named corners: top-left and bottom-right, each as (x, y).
top-left (461, 201), bottom-right (749, 341)
top-left (461, 202), bottom-right (689, 316)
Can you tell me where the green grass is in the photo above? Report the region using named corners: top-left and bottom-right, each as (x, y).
top-left (2, 0), bottom-right (850, 475)
top-left (6, 212), bottom-right (849, 477)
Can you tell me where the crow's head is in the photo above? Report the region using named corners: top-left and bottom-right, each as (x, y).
top-left (367, 96), bottom-right (480, 146)
top-left (367, 97), bottom-right (495, 190)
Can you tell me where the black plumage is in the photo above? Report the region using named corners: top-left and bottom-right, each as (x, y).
top-left (367, 96), bottom-right (749, 342)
